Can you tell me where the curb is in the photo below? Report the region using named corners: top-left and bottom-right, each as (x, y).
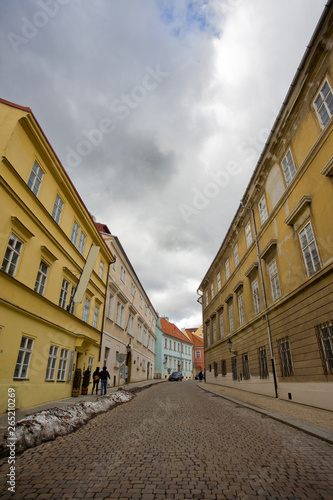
top-left (197, 383), bottom-right (333, 446)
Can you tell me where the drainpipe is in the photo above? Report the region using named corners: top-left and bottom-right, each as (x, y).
top-left (241, 201), bottom-right (278, 398)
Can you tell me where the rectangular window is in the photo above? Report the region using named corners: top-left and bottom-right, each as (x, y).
top-left (205, 290), bottom-right (209, 306)
top-left (206, 324), bottom-right (210, 347)
top-left (164, 338), bottom-right (167, 349)
top-left (78, 231), bottom-right (86, 255)
top-left (27, 161), bottom-right (44, 196)
top-left (1, 234), bottom-right (23, 277)
top-left (99, 261), bottom-right (104, 279)
top-left (243, 353), bottom-right (250, 380)
top-left (210, 283), bottom-right (214, 300)
top-left (71, 221), bottom-right (79, 246)
top-left (245, 222), bottom-right (252, 248)
top-left (268, 259), bottom-right (281, 301)
top-left (34, 261), bottom-right (49, 295)
top-left (59, 279), bottom-right (69, 309)
top-left (14, 336), bottom-right (34, 379)
top-left (252, 279), bottom-right (261, 314)
top-left (107, 292), bottom-right (114, 320)
top-left (128, 314), bottom-right (135, 337)
top-left (145, 304), bottom-right (148, 316)
top-left (316, 321), bottom-right (333, 374)
top-left (116, 301), bottom-right (125, 328)
top-left (139, 295), bottom-right (143, 309)
top-left (228, 304), bottom-right (234, 333)
top-left (212, 320), bottom-right (217, 344)
top-left (238, 293), bottom-right (245, 326)
top-left (221, 359), bottom-right (227, 376)
top-left (120, 266), bottom-right (126, 284)
top-left (57, 348), bottom-right (69, 381)
top-left (278, 338), bottom-right (293, 377)
top-left (112, 257), bottom-right (117, 271)
top-left (131, 282), bottom-right (136, 297)
top-left (234, 244), bottom-right (239, 267)
top-left (137, 323), bottom-right (142, 343)
top-left (69, 286), bottom-right (76, 314)
top-left (259, 346), bottom-right (269, 379)
top-left (195, 350), bottom-right (201, 359)
top-left (83, 298), bottom-right (90, 322)
top-left (282, 149), bottom-right (296, 185)
top-left (46, 345), bottom-right (59, 381)
top-left (314, 79), bottom-right (333, 128)
top-left (258, 195), bottom-right (268, 225)
top-left (93, 306), bottom-right (99, 328)
top-left (219, 311), bottom-right (224, 338)
top-left (299, 222), bottom-right (321, 277)
top-left (217, 272), bottom-right (221, 291)
top-left (225, 259), bottom-right (230, 280)
top-left (88, 356), bottom-right (94, 380)
top-left (52, 194), bottom-right (64, 224)
top-left (214, 362), bottom-right (218, 377)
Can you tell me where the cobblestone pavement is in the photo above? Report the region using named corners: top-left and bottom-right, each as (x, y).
top-left (1, 381), bottom-right (333, 500)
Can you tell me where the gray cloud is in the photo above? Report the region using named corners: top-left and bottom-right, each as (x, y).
top-left (0, 0), bottom-right (327, 327)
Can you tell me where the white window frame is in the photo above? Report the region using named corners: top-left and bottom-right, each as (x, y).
top-left (238, 293), bottom-right (245, 326)
top-left (128, 314), bottom-right (135, 337)
top-left (78, 231), bottom-right (86, 255)
top-left (93, 306), bottom-right (99, 328)
top-left (313, 78), bottom-right (333, 128)
top-left (116, 300), bottom-right (125, 328)
top-left (107, 292), bottom-right (114, 320)
top-left (137, 322), bottom-right (142, 343)
top-left (210, 283), bottom-right (214, 300)
top-left (99, 261), bottom-right (104, 279)
top-left (258, 195), bottom-right (268, 225)
top-left (27, 161), bottom-right (44, 196)
top-left (225, 259), bottom-right (230, 280)
top-left (195, 350), bottom-right (201, 359)
top-left (34, 260), bottom-right (49, 295)
top-left (131, 282), bottom-right (136, 297)
top-left (57, 348), bottom-right (69, 381)
top-left (71, 221), bottom-right (79, 246)
top-left (1, 233), bottom-right (23, 277)
top-left (252, 279), bottom-right (261, 315)
top-left (120, 265), bottom-right (126, 284)
top-left (298, 221), bottom-right (321, 277)
top-left (268, 259), bottom-right (281, 302)
top-left (205, 290), bottom-right (209, 306)
top-left (219, 311), bottom-right (224, 338)
top-left (245, 222), bottom-right (252, 248)
top-left (46, 345), bottom-right (59, 381)
top-left (83, 298), bottom-right (90, 322)
top-left (13, 336), bottom-right (34, 379)
top-left (52, 194), bottom-right (64, 224)
top-left (69, 286), bottom-right (76, 314)
top-left (228, 304), bottom-right (234, 333)
top-left (217, 272), bottom-right (221, 291)
top-left (234, 244), bottom-right (239, 267)
top-left (59, 278), bottom-right (69, 309)
top-left (282, 149), bottom-right (296, 186)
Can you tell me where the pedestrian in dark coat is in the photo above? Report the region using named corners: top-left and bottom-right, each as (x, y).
top-left (91, 367), bottom-right (100, 394)
top-left (99, 366), bottom-right (111, 395)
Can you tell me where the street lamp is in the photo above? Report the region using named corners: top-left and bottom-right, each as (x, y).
top-left (227, 339), bottom-right (237, 356)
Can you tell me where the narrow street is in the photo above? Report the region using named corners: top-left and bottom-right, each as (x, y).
top-left (1, 381), bottom-right (333, 499)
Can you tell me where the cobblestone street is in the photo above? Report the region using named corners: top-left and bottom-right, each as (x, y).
top-left (1, 381), bottom-right (333, 499)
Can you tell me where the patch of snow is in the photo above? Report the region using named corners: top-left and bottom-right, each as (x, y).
top-left (0, 390), bottom-right (133, 457)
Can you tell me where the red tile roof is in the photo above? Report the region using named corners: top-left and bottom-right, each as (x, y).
top-left (185, 330), bottom-right (204, 347)
top-left (95, 222), bottom-right (112, 234)
top-left (160, 318), bottom-right (193, 344)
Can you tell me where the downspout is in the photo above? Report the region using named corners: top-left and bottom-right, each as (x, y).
top-left (241, 201), bottom-right (279, 398)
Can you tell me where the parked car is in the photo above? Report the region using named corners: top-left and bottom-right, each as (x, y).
top-left (168, 371), bottom-right (183, 381)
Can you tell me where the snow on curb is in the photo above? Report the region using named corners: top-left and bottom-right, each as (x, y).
top-left (0, 390), bottom-right (133, 457)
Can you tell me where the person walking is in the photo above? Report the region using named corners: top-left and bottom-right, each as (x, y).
top-left (91, 367), bottom-right (100, 395)
top-left (99, 366), bottom-right (111, 396)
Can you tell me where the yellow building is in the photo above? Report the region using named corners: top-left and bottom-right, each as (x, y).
top-left (0, 99), bottom-right (113, 412)
top-left (198, 4), bottom-right (333, 410)
top-left (95, 223), bottom-right (157, 386)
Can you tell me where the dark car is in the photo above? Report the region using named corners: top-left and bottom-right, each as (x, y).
top-left (168, 371), bottom-right (183, 381)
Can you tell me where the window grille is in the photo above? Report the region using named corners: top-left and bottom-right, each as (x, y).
top-left (243, 354), bottom-right (250, 380)
top-left (278, 337), bottom-right (293, 377)
top-left (259, 346), bottom-right (269, 379)
top-left (232, 357), bottom-right (237, 381)
top-left (315, 321), bottom-right (333, 374)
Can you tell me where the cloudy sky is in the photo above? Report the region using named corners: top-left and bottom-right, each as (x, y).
top-left (0, 0), bottom-right (327, 329)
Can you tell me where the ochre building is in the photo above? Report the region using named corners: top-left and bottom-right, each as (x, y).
top-left (198, 3), bottom-right (333, 410)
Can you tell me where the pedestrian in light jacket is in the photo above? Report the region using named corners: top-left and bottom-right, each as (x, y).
top-left (99, 366), bottom-right (111, 395)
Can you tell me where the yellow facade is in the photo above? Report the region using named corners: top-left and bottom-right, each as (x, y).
top-left (199, 5), bottom-right (333, 410)
top-left (0, 100), bottom-right (113, 412)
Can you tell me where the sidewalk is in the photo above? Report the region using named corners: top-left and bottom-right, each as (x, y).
top-left (198, 381), bottom-right (333, 445)
top-left (0, 379), bottom-right (165, 432)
